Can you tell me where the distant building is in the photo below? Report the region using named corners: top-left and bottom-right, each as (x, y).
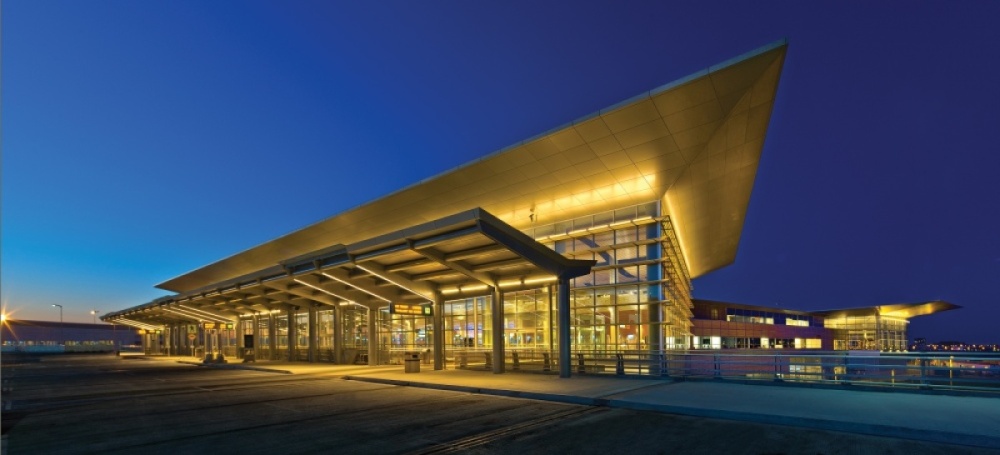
top-left (691, 299), bottom-right (959, 351)
top-left (1, 319), bottom-right (140, 353)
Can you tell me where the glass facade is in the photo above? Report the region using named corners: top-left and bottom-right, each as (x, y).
top-left (825, 315), bottom-right (908, 351)
top-left (427, 201), bottom-right (696, 365)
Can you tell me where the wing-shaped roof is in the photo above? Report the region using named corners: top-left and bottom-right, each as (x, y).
top-left (810, 300), bottom-right (961, 319)
top-left (159, 41), bottom-right (787, 292)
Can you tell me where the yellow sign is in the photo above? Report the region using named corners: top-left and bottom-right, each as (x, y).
top-left (203, 322), bottom-right (217, 330)
top-left (390, 303), bottom-right (433, 316)
top-left (187, 324), bottom-right (197, 334)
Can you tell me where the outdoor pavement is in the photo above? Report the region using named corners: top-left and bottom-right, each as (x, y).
top-left (134, 354), bottom-right (1000, 450)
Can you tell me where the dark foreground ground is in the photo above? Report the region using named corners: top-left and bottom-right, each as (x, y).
top-left (2, 355), bottom-right (996, 455)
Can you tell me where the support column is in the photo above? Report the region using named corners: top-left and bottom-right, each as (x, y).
top-left (236, 319), bottom-right (244, 359)
top-left (491, 286), bottom-right (504, 374)
top-left (367, 306), bottom-right (377, 366)
top-left (308, 304), bottom-right (318, 363)
top-left (268, 312), bottom-right (277, 360)
top-left (251, 312), bottom-right (260, 360)
top-left (433, 293), bottom-right (445, 370)
top-left (548, 285), bottom-right (554, 355)
top-left (287, 306), bottom-right (297, 361)
top-left (558, 277), bottom-right (571, 378)
top-left (333, 305), bottom-right (344, 364)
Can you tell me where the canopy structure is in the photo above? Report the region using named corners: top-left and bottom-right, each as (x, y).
top-left (810, 301), bottom-right (961, 320)
top-left (106, 208), bottom-right (594, 376)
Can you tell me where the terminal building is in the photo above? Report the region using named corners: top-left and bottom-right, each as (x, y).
top-left (103, 41), bottom-right (956, 376)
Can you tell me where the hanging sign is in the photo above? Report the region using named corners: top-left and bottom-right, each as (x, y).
top-left (390, 303), bottom-right (433, 316)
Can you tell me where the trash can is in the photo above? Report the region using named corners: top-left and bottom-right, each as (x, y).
top-left (404, 351), bottom-right (420, 373)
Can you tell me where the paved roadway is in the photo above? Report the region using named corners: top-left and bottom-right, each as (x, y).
top-left (2, 355), bottom-right (997, 454)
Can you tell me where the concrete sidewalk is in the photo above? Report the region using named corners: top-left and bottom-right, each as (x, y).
top-left (135, 355), bottom-right (1000, 449)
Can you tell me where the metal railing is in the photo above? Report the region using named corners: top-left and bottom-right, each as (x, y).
top-left (453, 349), bottom-right (1000, 393)
top-left (668, 351), bottom-right (999, 390)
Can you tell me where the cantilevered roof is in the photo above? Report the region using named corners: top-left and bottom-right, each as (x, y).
top-left (105, 209), bottom-right (594, 326)
top-left (810, 301), bottom-right (961, 320)
top-left (693, 299), bottom-right (961, 320)
top-left (158, 41), bottom-right (787, 293)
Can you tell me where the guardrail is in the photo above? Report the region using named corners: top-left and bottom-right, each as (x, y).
top-left (667, 351), bottom-right (999, 391)
top-left (447, 349), bottom-right (1000, 392)
top-left (563, 350), bottom-right (1000, 393)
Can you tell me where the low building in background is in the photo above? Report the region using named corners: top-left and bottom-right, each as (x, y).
top-left (1, 319), bottom-right (141, 354)
top-left (691, 299), bottom-right (959, 351)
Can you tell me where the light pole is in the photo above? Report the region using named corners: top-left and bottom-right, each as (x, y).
top-left (52, 304), bottom-right (63, 323)
top-left (90, 309), bottom-right (100, 324)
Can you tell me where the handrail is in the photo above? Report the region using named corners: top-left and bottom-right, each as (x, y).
top-left (559, 350), bottom-right (1000, 394)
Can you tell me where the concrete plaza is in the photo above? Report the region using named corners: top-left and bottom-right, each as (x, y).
top-left (158, 354), bottom-right (1000, 450)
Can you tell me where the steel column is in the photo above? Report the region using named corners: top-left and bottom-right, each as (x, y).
top-left (558, 277), bottom-right (571, 378)
top-left (433, 293), bottom-right (444, 370)
top-left (308, 305), bottom-right (318, 362)
top-left (367, 306), bottom-right (377, 366)
top-left (491, 286), bottom-right (504, 374)
top-left (333, 305), bottom-right (343, 364)
top-left (287, 306), bottom-right (297, 361)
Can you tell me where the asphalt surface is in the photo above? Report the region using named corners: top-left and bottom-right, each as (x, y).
top-left (2, 355), bottom-right (998, 454)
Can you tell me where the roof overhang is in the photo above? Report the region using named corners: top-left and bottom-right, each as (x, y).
top-left (156, 41), bottom-right (788, 293)
top-left (810, 300), bottom-right (961, 320)
top-left (105, 208), bottom-right (595, 326)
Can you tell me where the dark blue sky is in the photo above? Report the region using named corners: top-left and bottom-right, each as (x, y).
top-left (3, 1), bottom-right (998, 343)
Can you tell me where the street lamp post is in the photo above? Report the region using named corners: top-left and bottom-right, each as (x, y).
top-left (90, 309), bottom-right (100, 324)
top-left (52, 304), bottom-right (63, 323)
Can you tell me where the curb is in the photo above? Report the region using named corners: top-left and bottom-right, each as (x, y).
top-left (175, 361), bottom-right (293, 374)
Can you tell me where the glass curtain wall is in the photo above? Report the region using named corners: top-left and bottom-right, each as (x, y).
top-left (826, 315), bottom-right (909, 351)
top-left (412, 202), bottom-right (696, 363)
top-left (257, 317), bottom-right (270, 359)
top-left (385, 314), bottom-right (432, 350)
top-left (295, 312), bottom-right (309, 360)
top-left (340, 306), bottom-right (368, 363)
top-left (444, 297), bottom-right (489, 349)
top-left (317, 309), bottom-right (335, 361)
top-left (276, 314), bottom-right (288, 359)
top-left (525, 202), bottom-right (692, 353)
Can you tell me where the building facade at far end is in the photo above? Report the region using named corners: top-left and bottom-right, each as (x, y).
top-left (1, 319), bottom-right (142, 354)
top-left (691, 299), bottom-right (960, 352)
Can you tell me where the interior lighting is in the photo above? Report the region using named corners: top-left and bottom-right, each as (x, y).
top-left (460, 284), bottom-right (489, 293)
top-left (318, 273), bottom-right (391, 302)
top-left (353, 264), bottom-right (431, 299)
top-left (523, 276), bottom-right (557, 285)
top-left (294, 278), bottom-right (353, 301)
top-left (176, 305), bottom-right (230, 323)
